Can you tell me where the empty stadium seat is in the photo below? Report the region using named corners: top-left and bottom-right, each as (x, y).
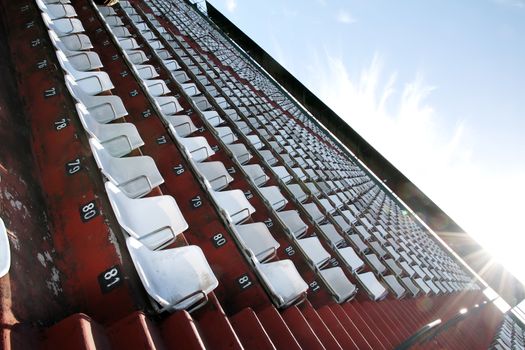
top-left (365, 254), bottom-right (387, 275)
top-left (319, 267), bottom-right (357, 303)
top-left (227, 143), bottom-right (252, 165)
top-left (383, 275), bottom-right (406, 299)
top-left (243, 164), bottom-right (269, 187)
top-left (286, 183), bottom-right (308, 203)
top-left (348, 234), bottom-right (368, 254)
top-left (296, 237), bottom-right (331, 268)
top-left (318, 224), bottom-right (345, 248)
top-left (302, 202), bottom-right (325, 223)
top-left (356, 272), bottom-right (388, 301)
top-left (49, 31), bottom-right (103, 71)
top-left (271, 166), bottom-right (293, 184)
top-left (259, 186), bottom-right (288, 211)
top-left (255, 260), bottom-right (308, 308)
top-left (65, 76), bottom-right (127, 123)
top-left (90, 139), bottom-right (164, 198)
top-left (276, 210), bottom-right (308, 238)
top-left (414, 278), bottom-right (431, 295)
top-left (210, 189), bottom-right (256, 225)
top-left (338, 247), bottom-right (364, 273)
top-left (76, 104), bottom-right (143, 157)
top-left (234, 222), bottom-right (280, 262)
top-left (56, 51), bottom-right (114, 95)
top-left (170, 126), bottom-right (215, 162)
top-left (195, 161), bottom-right (233, 191)
top-left (126, 237), bottom-right (218, 312)
top-left (105, 182), bottom-right (188, 250)
top-left (42, 13), bottom-right (84, 36)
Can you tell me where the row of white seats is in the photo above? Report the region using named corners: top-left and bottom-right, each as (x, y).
top-left (39, 0), bottom-right (219, 313)
top-left (138, 0), bottom-right (474, 298)
top-left (172, 24), bottom-right (474, 296)
top-left (144, 0), bottom-right (408, 303)
top-left (142, 0), bottom-right (403, 304)
top-left (146, 0), bottom-right (470, 296)
top-left (108, 1), bottom-right (312, 309)
top-left (139, 3), bottom-right (367, 304)
top-left (490, 314), bottom-right (525, 350)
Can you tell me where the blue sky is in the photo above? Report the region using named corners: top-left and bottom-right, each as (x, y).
top-left (208, 0), bottom-right (525, 284)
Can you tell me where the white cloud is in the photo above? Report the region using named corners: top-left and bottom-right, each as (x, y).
top-left (336, 10), bottom-right (356, 24)
top-left (225, 0), bottom-right (237, 12)
top-left (304, 49), bottom-right (525, 283)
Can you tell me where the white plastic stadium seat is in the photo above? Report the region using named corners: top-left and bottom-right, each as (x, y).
top-left (106, 182), bottom-right (188, 250)
top-left (76, 104), bottom-right (143, 157)
top-left (42, 13), bottom-right (84, 36)
top-left (0, 218), bottom-right (11, 277)
top-left (383, 275), bottom-right (407, 299)
top-left (49, 31), bottom-right (102, 71)
top-left (297, 237), bottom-right (331, 268)
top-left (277, 210), bottom-right (308, 238)
top-left (210, 189), bottom-right (256, 225)
top-left (259, 186), bottom-right (288, 211)
top-left (356, 272), bottom-right (388, 301)
top-left (126, 237), bottom-right (218, 312)
top-left (319, 267), bottom-right (357, 303)
top-left (195, 161), bottom-right (233, 191)
top-left (56, 51), bottom-right (114, 95)
top-left (255, 259), bottom-right (308, 308)
top-left (65, 76), bottom-right (127, 123)
top-left (234, 222), bottom-right (280, 262)
top-left (338, 247), bottom-right (364, 273)
top-left (91, 139), bottom-right (164, 198)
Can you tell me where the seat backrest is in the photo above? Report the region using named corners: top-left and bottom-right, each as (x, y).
top-left (276, 210), bottom-right (307, 238)
top-left (259, 186), bottom-right (287, 211)
top-left (55, 50), bottom-right (78, 75)
top-left (286, 183), bottom-right (308, 203)
top-left (255, 259), bottom-right (308, 308)
top-left (243, 164), bottom-right (268, 187)
top-left (233, 222), bottom-right (279, 262)
top-left (338, 247), bottom-right (364, 273)
top-left (0, 218), bottom-right (11, 278)
top-left (383, 275), bottom-right (406, 299)
top-left (125, 236), bottom-right (218, 312)
top-left (296, 236), bottom-right (330, 268)
top-left (319, 267), bottom-right (357, 303)
top-left (89, 137), bottom-right (112, 172)
top-left (357, 272), bottom-right (388, 301)
top-left (195, 161), bottom-right (233, 191)
top-left (302, 202), bottom-right (324, 223)
top-left (76, 103), bottom-right (101, 138)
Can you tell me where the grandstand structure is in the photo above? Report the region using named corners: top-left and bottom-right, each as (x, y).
top-left (0, 0), bottom-right (520, 348)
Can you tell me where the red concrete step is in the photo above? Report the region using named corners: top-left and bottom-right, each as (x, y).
top-left (281, 306), bottom-right (325, 350)
top-left (298, 301), bottom-right (342, 350)
top-left (363, 299), bottom-right (406, 347)
top-left (107, 311), bottom-right (165, 350)
top-left (316, 306), bottom-right (358, 349)
top-left (349, 300), bottom-right (396, 349)
top-left (342, 302), bottom-right (389, 350)
top-left (193, 297), bottom-right (243, 350)
top-left (161, 311), bottom-right (206, 350)
top-left (41, 313), bottom-right (111, 350)
top-left (328, 304), bottom-right (375, 350)
top-left (230, 308), bottom-right (276, 350)
top-left (257, 306), bottom-right (302, 350)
